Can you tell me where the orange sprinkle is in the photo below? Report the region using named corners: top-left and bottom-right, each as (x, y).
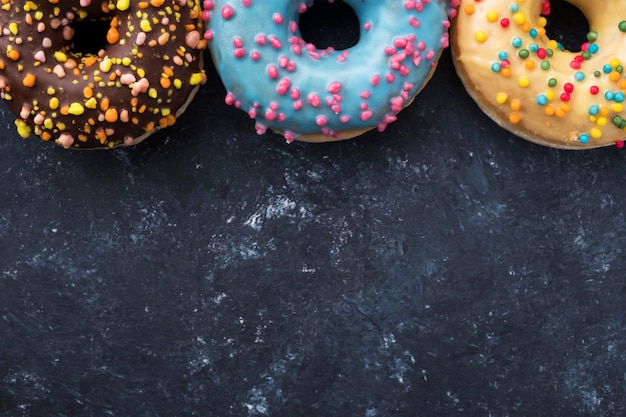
top-left (7, 49), bottom-right (19, 61)
top-left (160, 77), bottom-right (171, 88)
top-left (105, 108), bottom-right (119, 123)
top-left (22, 73), bottom-right (36, 87)
top-left (106, 27), bottom-right (120, 45)
top-left (509, 113), bottom-right (521, 124)
top-left (100, 97), bottom-right (110, 111)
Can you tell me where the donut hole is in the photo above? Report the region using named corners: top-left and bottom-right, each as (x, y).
top-left (69, 19), bottom-right (111, 55)
top-left (541, 0), bottom-right (589, 52)
top-left (298, 0), bottom-right (360, 50)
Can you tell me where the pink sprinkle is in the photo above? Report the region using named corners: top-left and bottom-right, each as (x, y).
top-left (327, 82), bottom-right (342, 94)
top-left (316, 115), bottom-right (328, 126)
top-left (251, 51), bottom-right (260, 61)
top-left (364, 22), bottom-right (372, 31)
top-left (409, 16), bottom-right (420, 28)
top-left (371, 75), bottom-right (381, 86)
top-left (290, 88), bottom-right (301, 100)
top-left (225, 92), bottom-right (236, 105)
top-left (394, 38), bottom-right (407, 48)
top-left (360, 90), bottom-right (371, 99)
top-left (276, 78), bottom-right (291, 95)
top-left (361, 110), bottom-right (373, 121)
top-left (293, 100), bottom-right (303, 110)
top-left (267, 65), bottom-right (279, 79)
top-left (340, 115), bottom-right (350, 123)
top-left (386, 72), bottom-right (395, 83)
top-left (233, 36), bottom-right (243, 48)
top-left (242, 0), bottom-right (251, 6)
top-left (221, 5), bottom-right (234, 19)
top-left (273, 13), bottom-right (283, 24)
top-left (284, 131), bottom-right (296, 143)
top-left (269, 36), bottom-right (282, 49)
top-left (233, 48), bottom-right (246, 58)
top-left (308, 93), bottom-right (321, 107)
top-left (255, 34), bottom-right (267, 45)
top-left (265, 109), bottom-right (277, 121)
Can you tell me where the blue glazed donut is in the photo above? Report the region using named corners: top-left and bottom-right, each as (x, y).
top-left (202, 0), bottom-right (458, 142)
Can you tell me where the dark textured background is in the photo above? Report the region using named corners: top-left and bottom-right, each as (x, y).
top-left (1, 2), bottom-right (626, 416)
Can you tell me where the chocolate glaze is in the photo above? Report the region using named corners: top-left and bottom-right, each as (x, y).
top-left (0, 0), bottom-right (206, 149)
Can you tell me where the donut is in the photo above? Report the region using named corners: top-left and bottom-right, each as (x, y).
top-left (202, 0), bottom-right (458, 143)
top-left (0, 0), bottom-right (207, 149)
top-left (452, 0), bottom-right (626, 149)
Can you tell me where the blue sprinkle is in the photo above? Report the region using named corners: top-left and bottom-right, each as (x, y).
top-left (615, 92), bottom-right (625, 103)
top-left (589, 105), bottom-right (600, 115)
top-left (529, 43), bottom-right (539, 52)
top-left (498, 51), bottom-right (508, 60)
top-left (510, 4), bottom-right (519, 13)
top-left (588, 44), bottom-right (599, 54)
top-left (536, 94), bottom-right (548, 106)
top-left (575, 72), bottom-right (585, 82)
top-left (491, 62), bottom-right (502, 72)
top-left (605, 91), bottom-right (615, 101)
top-left (604, 64), bottom-right (613, 73)
top-left (579, 133), bottom-right (590, 144)
top-left (529, 29), bottom-right (538, 38)
top-left (512, 37), bottom-right (523, 48)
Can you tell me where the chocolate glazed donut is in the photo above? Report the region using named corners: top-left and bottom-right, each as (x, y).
top-left (0, 0), bottom-right (207, 149)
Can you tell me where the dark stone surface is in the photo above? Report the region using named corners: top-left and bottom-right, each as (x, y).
top-left (2, 20), bottom-right (626, 417)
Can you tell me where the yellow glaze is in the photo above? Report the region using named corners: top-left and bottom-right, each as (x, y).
top-left (452, 0), bottom-right (626, 149)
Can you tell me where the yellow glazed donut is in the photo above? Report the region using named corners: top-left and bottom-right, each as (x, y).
top-left (452, 0), bottom-right (626, 149)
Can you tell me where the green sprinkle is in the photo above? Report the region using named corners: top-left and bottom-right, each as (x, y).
top-left (587, 31), bottom-right (598, 42)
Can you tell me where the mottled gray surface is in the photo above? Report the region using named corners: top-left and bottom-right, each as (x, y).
top-left (1, 44), bottom-right (626, 417)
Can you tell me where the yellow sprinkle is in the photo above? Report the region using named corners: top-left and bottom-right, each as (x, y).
top-left (513, 12), bottom-right (526, 25)
top-left (475, 30), bottom-right (488, 43)
top-left (53, 51), bottom-right (67, 63)
top-left (99, 58), bottom-right (112, 73)
top-left (496, 92), bottom-right (508, 104)
top-left (610, 58), bottom-right (621, 68)
top-left (140, 19), bottom-right (152, 32)
top-left (148, 88), bottom-right (158, 99)
top-left (116, 0), bottom-right (130, 11)
top-left (486, 10), bottom-right (498, 23)
top-left (518, 76), bottom-right (530, 88)
top-left (537, 16), bottom-right (547, 28)
top-left (14, 120), bottom-right (31, 138)
top-left (590, 127), bottom-right (602, 139)
top-left (189, 73), bottom-right (203, 85)
top-left (68, 102), bottom-right (85, 115)
top-left (85, 97), bottom-right (98, 109)
top-left (8, 22), bottom-right (18, 35)
top-left (49, 97), bottom-right (59, 110)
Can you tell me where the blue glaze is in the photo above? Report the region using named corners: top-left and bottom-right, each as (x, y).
top-left (204, 0), bottom-right (451, 141)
